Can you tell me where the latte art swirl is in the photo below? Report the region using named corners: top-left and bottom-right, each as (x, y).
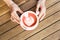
top-left (22, 13), bottom-right (37, 27)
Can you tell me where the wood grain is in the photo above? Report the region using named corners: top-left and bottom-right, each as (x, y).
top-left (43, 30), bottom-right (60, 40)
top-left (0, 0), bottom-right (5, 7)
top-left (0, 0), bottom-right (25, 7)
top-left (0, 0), bottom-right (60, 40)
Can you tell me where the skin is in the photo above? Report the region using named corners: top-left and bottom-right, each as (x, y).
top-left (36, 0), bottom-right (46, 21)
top-left (3, 0), bottom-right (23, 24)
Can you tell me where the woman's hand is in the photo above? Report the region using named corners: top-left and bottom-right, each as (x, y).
top-left (3, 0), bottom-right (23, 24)
top-left (10, 4), bottom-right (23, 24)
top-left (36, 0), bottom-right (46, 21)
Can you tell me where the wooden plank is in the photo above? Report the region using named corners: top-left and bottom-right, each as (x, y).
top-left (19, 0), bottom-right (37, 11)
top-left (0, 20), bottom-right (18, 35)
top-left (0, 0), bottom-right (25, 7)
top-left (45, 0), bottom-right (60, 18)
top-left (0, 12), bottom-right (10, 26)
top-left (8, 10), bottom-right (60, 40)
top-left (42, 30), bottom-right (60, 40)
top-left (26, 20), bottom-right (60, 40)
top-left (13, 0), bottom-right (25, 4)
top-left (0, 26), bottom-right (24, 40)
top-left (46, 0), bottom-right (60, 8)
top-left (0, 0), bottom-right (60, 40)
top-left (0, 5), bottom-right (9, 16)
top-left (0, 0), bottom-right (5, 7)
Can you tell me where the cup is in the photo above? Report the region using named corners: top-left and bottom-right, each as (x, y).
top-left (20, 11), bottom-right (39, 30)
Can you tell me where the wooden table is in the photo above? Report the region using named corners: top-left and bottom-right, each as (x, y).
top-left (0, 0), bottom-right (60, 40)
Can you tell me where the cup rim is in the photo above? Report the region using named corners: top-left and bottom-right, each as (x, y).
top-left (20, 11), bottom-right (39, 30)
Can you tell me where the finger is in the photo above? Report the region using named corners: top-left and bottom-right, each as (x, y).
top-left (36, 5), bottom-right (42, 16)
top-left (11, 12), bottom-right (20, 21)
top-left (11, 17), bottom-right (20, 24)
top-left (18, 8), bottom-right (23, 14)
top-left (36, 0), bottom-right (42, 11)
top-left (13, 19), bottom-right (20, 24)
top-left (36, 4), bottom-right (40, 11)
top-left (11, 14), bottom-right (20, 22)
top-left (10, 16), bottom-right (16, 22)
top-left (11, 15), bottom-right (20, 24)
top-left (11, 11), bottom-right (20, 24)
top-left (38, 5), bottom-right (46, 19)
top-left (11, 12), bottom-right (19, 22)
top-left (39, 13), bottom-right (46, 21)
top-left (10, 18), bottom-right (15, 22)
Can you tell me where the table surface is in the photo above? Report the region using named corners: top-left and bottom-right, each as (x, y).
top-left (0, 0), bottom-right (60, 40)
